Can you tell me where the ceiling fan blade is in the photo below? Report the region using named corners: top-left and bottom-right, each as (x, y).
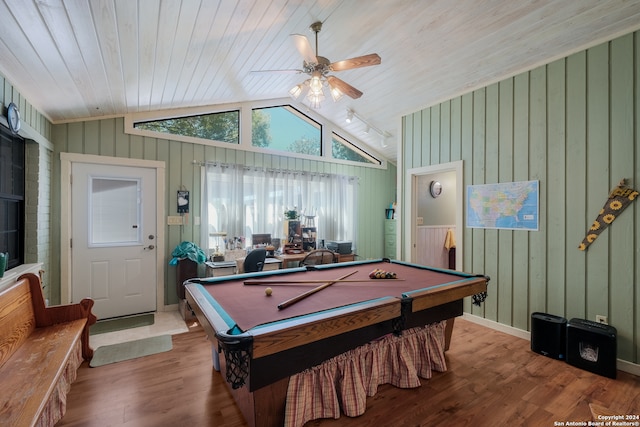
top-left (250, 69), bottom-right (302, 74)
top-left (327, 76), bottom-right (363, 99)
top-left (330, 53), bottom-right (381, 71)
top-left (291, 34), bottom-right (317, 64)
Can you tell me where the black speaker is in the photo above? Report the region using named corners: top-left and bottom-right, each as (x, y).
top-left (531, 312), bottom-right (567, 360)
top-left (566, 318), bottom-right (617, 379)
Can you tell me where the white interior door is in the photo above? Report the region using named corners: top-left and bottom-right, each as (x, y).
top-left (71, 162), bottom-right (157, 319)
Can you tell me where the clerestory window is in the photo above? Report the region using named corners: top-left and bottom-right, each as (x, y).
top-left (252, 106), bottom-right (321, 156)
top-left (134, 110), bottom-right (240, 144)
top-left (332, 133), bottom-right (381, 165)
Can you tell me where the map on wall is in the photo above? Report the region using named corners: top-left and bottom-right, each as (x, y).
top-left (466, 180), bottom-right (539, 230)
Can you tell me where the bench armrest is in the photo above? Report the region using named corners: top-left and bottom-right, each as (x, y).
top-left (19, 273), bottom-right (97, 361)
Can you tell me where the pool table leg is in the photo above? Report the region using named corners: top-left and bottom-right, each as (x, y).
top-left (219, 347), bottom-right (289, 427)
top-left (212, 344), bottom-right (220, 371)
top-left (444, 318), bottom-right (455, 351)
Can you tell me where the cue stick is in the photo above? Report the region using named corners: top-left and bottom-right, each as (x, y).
top-left (276, 270), bottom-right (358, 310)
top-left (244, 278), bottom-right (403, 285)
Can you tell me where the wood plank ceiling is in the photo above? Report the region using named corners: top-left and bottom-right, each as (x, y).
top-left (0, 0), bottom-right (639, 162)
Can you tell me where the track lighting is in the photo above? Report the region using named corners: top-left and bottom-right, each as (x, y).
top-left (344, 108), bottom-right (391, 147)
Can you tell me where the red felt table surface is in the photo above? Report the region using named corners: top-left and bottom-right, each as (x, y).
top-left (197, 261), bottom-right (471, 332)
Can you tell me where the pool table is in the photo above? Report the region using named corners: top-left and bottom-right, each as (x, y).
top-left (184, 259), bottom-right (488, 427)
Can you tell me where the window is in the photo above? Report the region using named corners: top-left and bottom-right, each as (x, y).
top-left (0, 127), bottom-right (25, 269)
top-left (332, 133), bottom-right (381, 165)
top-left (127, 101), bottom-right (386, 169)
top-left (252, 106), bottom-right (321, 156)
top-left (89, 177), bottom-right (142, 246)
top-left (201, 163), bottom-right (357, 255)
top-left (134, 110), bottom-right (239, 144)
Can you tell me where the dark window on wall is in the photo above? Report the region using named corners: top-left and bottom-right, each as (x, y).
top-left (0, 126), bottom-right (25, 269)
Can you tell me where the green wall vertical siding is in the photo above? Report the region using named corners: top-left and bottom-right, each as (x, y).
top-left (1, 77), bottom-right (52, 140)
top-left (51, 118), bottom-right (396, 306)
top-left (401, 31), bottom-right (640, 365)
top-left (0, 73), bottom-right (53, 301)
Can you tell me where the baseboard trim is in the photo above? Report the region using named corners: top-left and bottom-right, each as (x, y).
top-left (461, 313), bottom-right (531, 340)
top-left (162, 303), bottom-right (179, 312)
top-left (617, 359), bottom-right (640, 376)
top-left (461, 313), bottom-right (640, 377)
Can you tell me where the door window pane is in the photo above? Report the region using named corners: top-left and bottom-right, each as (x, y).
top-left (90, 177), bottom-right (141, 246)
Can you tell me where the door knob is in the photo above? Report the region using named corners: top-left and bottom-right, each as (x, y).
top-left (144, 245), bottom-right (155, 250)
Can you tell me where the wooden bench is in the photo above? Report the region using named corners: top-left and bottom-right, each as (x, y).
top-left (0, 273), bottom-right (96, 427)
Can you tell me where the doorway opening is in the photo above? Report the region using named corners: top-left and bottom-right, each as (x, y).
top-left (405, 161), bottom-right (463, 269)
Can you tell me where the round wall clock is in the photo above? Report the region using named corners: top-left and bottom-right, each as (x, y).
top-left (7, 102), bottom-right (20, 134)
top-left (430, 180), bottom-right (443, 198)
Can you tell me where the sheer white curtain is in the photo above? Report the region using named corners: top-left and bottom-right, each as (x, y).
top-left (200, 163), bottom-right (245, 253)
top-left (200, 163), bottom-right (358, 255)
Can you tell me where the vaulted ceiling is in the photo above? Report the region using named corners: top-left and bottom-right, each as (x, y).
top-left (1, 0), bottom-right (639, 162)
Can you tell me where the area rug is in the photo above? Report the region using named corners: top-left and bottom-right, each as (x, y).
top-left (89, 335), bottom-right (172, 367)
top-left (90, 313), bottom-right (155, 335)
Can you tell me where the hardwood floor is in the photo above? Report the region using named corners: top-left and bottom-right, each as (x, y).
top-left (57, 318), bottom-right (639, 427)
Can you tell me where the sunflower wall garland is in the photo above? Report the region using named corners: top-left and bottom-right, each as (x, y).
top-left (578, 179), bottom-right (639, 251)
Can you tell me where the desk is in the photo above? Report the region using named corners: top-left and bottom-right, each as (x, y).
top-left (185, 259), bottom-right (488, 427)
top-left (204, 261), bottom-right (236, 277)
top-left (274, 252), bottom-right (306, 266)
top-left (337, 252), bottom-right (355, 262)
top-left (235, 257), bottom-right (282, 274)
top-left (276, 251), bottom-right (355, 267)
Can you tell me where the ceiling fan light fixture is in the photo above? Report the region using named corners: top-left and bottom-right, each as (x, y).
top-left (257, 21), bottom-right (380, 109)
top-left (306, 90), bottom-right (325, 109)
top-left (328, 82), bottom-right (344, 102)
top-left (289, 83), bottom-right (305, 99)
top-left (309, 72), bottom-right (324, 95)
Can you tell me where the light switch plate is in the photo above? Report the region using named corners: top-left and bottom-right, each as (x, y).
top-left (167, 216), bottom-right (183, 225)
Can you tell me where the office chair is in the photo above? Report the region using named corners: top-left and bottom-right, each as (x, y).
top-left (299, 249), bottom-right (337, 267)
top-left (243, 248), bottom-right (267, 273)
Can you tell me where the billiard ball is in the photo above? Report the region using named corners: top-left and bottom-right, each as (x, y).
top-left (265, 287), bottom-right (273, 296)
top-left (369, 268), bottom-right (397, 279)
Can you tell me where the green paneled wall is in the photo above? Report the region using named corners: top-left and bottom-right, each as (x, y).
top-left (0, 73), bottom-right (54, 302)
top-left (1, 78), bottom-right (52, 140)
top-left (51, 117), bottom-right (396, 306)
top-left (402, 31), bottom-right (640, 365)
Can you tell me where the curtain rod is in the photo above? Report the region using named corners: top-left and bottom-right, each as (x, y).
top-left (192, 159), bottom-right (358, 181)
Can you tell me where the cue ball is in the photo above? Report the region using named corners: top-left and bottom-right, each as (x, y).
top-left (265, 287), bottom-right (273, 296)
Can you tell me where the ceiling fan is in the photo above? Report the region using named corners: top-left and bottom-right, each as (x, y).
top-left (254, 21), bottom-right (381, 108)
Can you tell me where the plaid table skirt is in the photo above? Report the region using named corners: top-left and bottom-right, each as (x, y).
top-left (284, 321), bottom-right (447, 427)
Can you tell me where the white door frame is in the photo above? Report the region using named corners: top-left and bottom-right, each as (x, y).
top-left (405, 160), bottom-right (463, 269)
top-left (60, 153), bottom-right (166, 311)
